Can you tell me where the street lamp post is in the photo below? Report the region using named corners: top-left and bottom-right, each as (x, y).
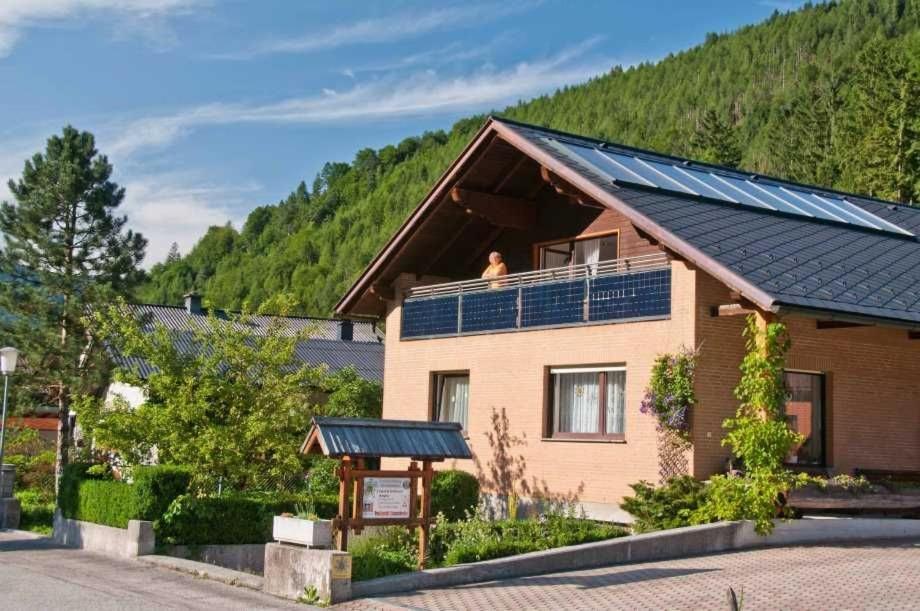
top-left (0, 347), bottom-right (20, 497)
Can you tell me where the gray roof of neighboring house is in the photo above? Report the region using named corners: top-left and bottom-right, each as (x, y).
top-left (109, 304), bottom-right (385, 381)
top-left (499, 118), bottom-right (920, 327)
top-left (302, 417), bottom-right (472, 460)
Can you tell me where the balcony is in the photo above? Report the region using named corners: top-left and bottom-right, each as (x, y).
top-left (400, 253), bottom-right (671, 339)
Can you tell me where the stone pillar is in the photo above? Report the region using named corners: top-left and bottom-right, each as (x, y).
top-left (263, 542), bottom-right (352, 604)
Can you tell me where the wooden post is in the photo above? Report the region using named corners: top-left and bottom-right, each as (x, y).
top-left (337, 456), bottom-right (352, 552)
top-left (417, 460), bottom-right (434, 569)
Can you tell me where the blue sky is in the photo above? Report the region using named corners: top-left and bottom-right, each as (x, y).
top-left (0, 0), bottom-right (804, 265)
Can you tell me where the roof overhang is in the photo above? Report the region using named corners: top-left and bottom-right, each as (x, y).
top-left (335, 116), bottom-right (779, 318)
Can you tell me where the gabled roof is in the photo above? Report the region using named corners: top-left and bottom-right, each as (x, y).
top-left (109, 304), bottom-right (385, 381)
top-left (338, 116), bottom-right (920, 328)
top-left (301, 417), bottom-right (472, 461)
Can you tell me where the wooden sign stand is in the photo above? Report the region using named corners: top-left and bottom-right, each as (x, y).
top-left (334, 456), bottom-right (435, 569)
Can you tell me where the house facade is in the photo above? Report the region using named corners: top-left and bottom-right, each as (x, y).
top-left (336, 117), bottom-right (920, 521)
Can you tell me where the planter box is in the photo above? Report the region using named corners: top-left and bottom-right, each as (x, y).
top-left (273, 515), bottom-right (333, 548)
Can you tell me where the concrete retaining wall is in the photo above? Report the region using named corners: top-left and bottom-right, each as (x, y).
top-left (352, 517), bottom-right (920, 598)
top-left (52, 510), bottom-right (154, 558)
top-left (162, 544), bottom-right (266, 575)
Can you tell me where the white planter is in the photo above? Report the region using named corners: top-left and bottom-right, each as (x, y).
top-left (272, 515), bottom-right (333, 548)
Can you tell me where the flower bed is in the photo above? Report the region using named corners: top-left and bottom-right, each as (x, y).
top-left (351, 513), bottom-right (628, 581)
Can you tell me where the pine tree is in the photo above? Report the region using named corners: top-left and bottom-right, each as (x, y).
top-left (0, 126), bottom-right (146, 488)
top-left (690, 110), bottom-right (742, 168)
top-left (165, 242), bottom-right (181, 263)
top-left (839, 36), bottom-right (920, 204)
top-left (770, 67), bottom-right (845, 187)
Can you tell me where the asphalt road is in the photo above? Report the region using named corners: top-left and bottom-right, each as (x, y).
top-left (0, 530), bottom-right (300, 611)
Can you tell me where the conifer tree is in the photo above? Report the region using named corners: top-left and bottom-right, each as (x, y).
top-left (0, 126), bottom-right (146, 488)
top-left (165, 242), bottom-right (181, 263)
top-left (690, 110), bottom-right (742, 168)
top-left (839, 36), bottom-right (920, 204)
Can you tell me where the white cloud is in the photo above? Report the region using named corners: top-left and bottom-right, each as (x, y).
top-left (120, 172), bottom-right (254, 265)
top-left (0, 0), bottom-right (204, 57)
top-left (110, 37), bottom-right (609, 157)
top-left (209, 1), bottom-right (538, 60)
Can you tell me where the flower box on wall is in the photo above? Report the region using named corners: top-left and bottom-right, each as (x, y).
top-left (272, 515), bottom-right (333, 548)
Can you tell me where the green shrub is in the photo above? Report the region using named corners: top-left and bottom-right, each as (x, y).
top-left (58, 462), bottom-right (193, 529)
top-left (75, 480), bottom-right (138, 528)
top-left (132, 465), bottom-right (192, 520)
top-left (351, 528), bottom-right (418, 581)
top-left (306, 457), bottom-right (340, 498)
top-left (431, 470), bottom-right (480, 522)
top-left (158, 492), bottom-right (339, 545)
top-left (620, 477), bottom-right (711, 533)
top-left (15, 489), bottom-right (54, 534)
top-left (348, 512), bottom-right (627, 580)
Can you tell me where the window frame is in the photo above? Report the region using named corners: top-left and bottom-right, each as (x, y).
top-left (544, 364), bottom-right (626, 442)
top-left (782, 369), bottom-right (827, 468)
top-left (429, 370), bottom-right (470, 434)
top-left (532, 229), bottom-right (620, 270)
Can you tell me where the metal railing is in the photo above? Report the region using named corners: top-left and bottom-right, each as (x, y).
top-left (401, 253), bottom-right (672, 339)
top-left (406, 253), bottom-right (670, 298)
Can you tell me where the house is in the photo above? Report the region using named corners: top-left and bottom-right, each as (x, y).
top-left (335, 116), bottom-right (920, 521)
top-left (104, 292), bottom-right (384, 409)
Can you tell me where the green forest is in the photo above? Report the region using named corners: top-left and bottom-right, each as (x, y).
top-left (138, 0), bottom-right (920, 316)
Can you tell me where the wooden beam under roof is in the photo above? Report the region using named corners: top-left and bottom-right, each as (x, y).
top-left (539, 166), bottom-right (604, 209)
top-left (420, 217), bottom-right (474, 275)
top-left (710, 303), bottom-right (758, 317)
top-left (450, 187), bottom-right (537, 231)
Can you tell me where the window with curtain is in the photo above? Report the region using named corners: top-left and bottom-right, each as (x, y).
top-left (538, 233), bottom-right (618, 271)
top-left (433, 373), bottom-right (469, 431)
top-left (548, 366), bottom-right (625, 439)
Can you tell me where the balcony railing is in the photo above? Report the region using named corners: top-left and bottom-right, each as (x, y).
top-left (401, 253), bottom-right (671, 339)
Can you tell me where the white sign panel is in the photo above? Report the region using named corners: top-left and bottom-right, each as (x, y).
top-left (362, 477), bottom-right (411, 519)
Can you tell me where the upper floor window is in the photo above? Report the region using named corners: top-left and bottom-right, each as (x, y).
top-left (538, 233), bottom-right (618, 270)
top-left (547, 366), bottom-right (625, 440)
top-left (432, 372), bottom-right (469, 432)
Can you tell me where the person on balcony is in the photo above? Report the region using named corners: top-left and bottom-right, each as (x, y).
top-left (481, 251), bottom-right (508, 287)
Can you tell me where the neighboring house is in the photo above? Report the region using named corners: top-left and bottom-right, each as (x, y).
top-left (336, 116), bottom-right (920, 521)
top-left (104, 292), bottom-right (384, 409)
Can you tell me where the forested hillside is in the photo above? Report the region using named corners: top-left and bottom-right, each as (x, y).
top-left (138, 0), bottom-right (920, 315)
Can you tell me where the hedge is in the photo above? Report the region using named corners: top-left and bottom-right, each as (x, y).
top-left (157, 493), bottom-right (339, 546)
top-left (58, 463), bottom-right (192, 529)
top-left (431, 470), bottom-right (480, 521)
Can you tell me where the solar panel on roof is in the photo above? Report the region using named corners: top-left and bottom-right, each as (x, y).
top-left (543, 137), bottom-right (914, 237)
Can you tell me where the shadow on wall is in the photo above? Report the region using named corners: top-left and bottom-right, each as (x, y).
top-left (474, 407), bottom-right (585, 518)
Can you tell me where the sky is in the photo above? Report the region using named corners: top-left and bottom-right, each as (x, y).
top-left (0, 0), bottom-right (806, 266)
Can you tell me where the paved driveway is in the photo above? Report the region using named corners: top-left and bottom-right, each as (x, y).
top-left (343, 539), bottom-right (920, 610)
top-left (0, 530), bottom-right (299, 610)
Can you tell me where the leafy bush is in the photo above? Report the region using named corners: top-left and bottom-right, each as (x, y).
top-left (350, 528), bottom-right (418, 581)
top-left (132, 465), bottom-right (192, 521)
top-left (15, 489), bottom-right (54, 534)
top-left (306, 457), bottom-right (340, 498)
top-left (620, 477), bottom-right (711, 533)
top-left (58, 462), bottom-right (192, 529)
top-left (158, 492), bottom-right (338, 545)
top-left (431, 470), bottom-right (480, 522)
top-left (348, 513), bottom-right (626, 581)
top-left (435, 514), bottom-right (627, 566)
top-left (4, 428), bottom-right (55, 500)
top-left (74, 480), bottom-right (138, 528)
top-left (640, 348), bottom-right (699, 433)
top-left (699, 317), bottom-right (806, 535)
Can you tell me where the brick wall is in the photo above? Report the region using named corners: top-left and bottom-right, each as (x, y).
top-left (381, 260), bottom-right (697, 508)
top-left (692, 271), bottom-right (920, 476)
